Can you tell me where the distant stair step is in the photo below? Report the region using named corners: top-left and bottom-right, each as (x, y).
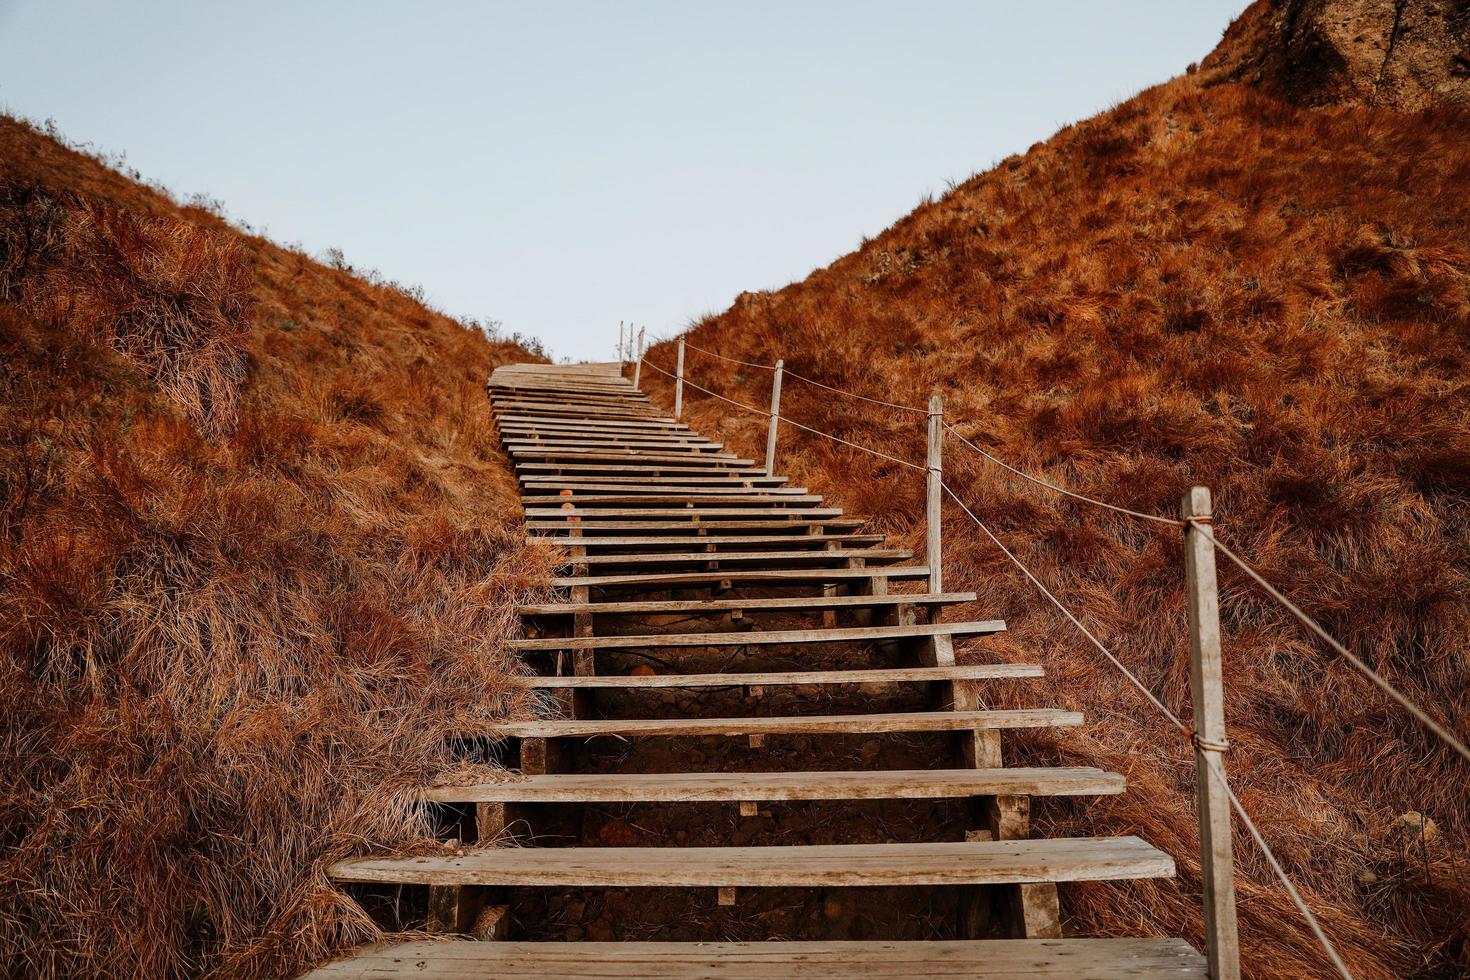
top-left (329, 837), bottom-right (1174, 888)
top-left (301, 938), bottom-right (1207, 978)
top-left (550, 565), bottom-right (929, 589)
top-left (527, 518), bottom-right (865, 532)
top-left (424, 766), bottom-right (1123, 804)
top-left (535, 532), bottom-right (885, 549)
top-left (509, 663), bottom-right (1039, 689)
top-left (549, 548), bottom-right (911, 568)
top-left (493, 708), bottom-right (1082, 739)
top-left (518, 591), bottom-right (976, 617)
top-left (513, 620), bottom-right (1004, 650)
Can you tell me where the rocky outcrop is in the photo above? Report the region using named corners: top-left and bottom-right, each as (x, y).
top-left (1204, 0), bottom-right (1470, 109)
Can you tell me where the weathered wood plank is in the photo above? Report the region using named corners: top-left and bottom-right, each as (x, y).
top-left (329, 837), bottom-right (1172, 887)
top-left (509, 663), bottom-right (1038, 689)
top-left (513, 620), bottom-right (1003, 650)
top-left (492, 708), bottom-right (1082, 738)
top-left (302, 938), bottom-right (1207, 979)
top-left (424, 767), bottom-right (1120, 804)
top-left (518, 591), bottom-right (976, 616)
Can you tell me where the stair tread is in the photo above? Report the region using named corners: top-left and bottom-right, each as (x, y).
top-left (425, 766), bottom-right (1121, 803)
top-left (494, 708), bottom-right (1082, 738)
top-left (329, 837), bottom-right (1174, 887)
top-left (301, 938), bottom-right (1206, 978)
top-left (513, 620), bottom-right (1003, 650)
top-left (551, 566), bottom-right (928, 588)
top-left (518, 591), bottom-right (976, 616)
top-left (554, 548), bottom-right (911, 567)
top-left (510, 663), bottom-right (1039, 688)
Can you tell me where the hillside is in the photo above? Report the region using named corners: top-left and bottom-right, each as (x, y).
top-left (642, 3), bottom-right (1470, 977)
top-left (0, 117), bottom-right (553, 977)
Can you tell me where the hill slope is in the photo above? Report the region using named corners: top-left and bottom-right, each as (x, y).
top-left (644, 4), bottom-right (1470, 976)
top-left (0, 117), bottom-right (552, 977)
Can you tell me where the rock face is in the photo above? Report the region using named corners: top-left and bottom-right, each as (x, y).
top-left (1204, 0), bottom-right (1470, 109)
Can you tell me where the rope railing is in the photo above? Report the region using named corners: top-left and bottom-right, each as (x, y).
top-left (1194, 522), bottom-right (1470, 765)
top-left (945, 423), bottom-right (1183, 528)
top-left (641, 353), bottom-right (926, 472)
top-left (942, 480), bottom-right (1351, 979)
top-left (625, 326), bottom-right (1469, 979)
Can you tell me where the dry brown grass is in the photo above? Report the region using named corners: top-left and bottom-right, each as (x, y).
top-left (0, 116), bottom-right (553, 978)
top-left (643, 71), bottom-right (1470, 978)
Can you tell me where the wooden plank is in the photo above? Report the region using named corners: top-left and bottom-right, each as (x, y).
top-left (549, 566), bottom-right (926, 589)
top-left (504, 440), bottom-right (726, 452)
top-left (513, 620), bottom-right (1003, 651)
top-left (302, 938), bottom-right (1207, 979)
top-left (491, 708), bottom-right (1083, 738)
top-left (329, 837), bottom-right (1173, 888)
top-left (518, 591), bottom-right (976, 616)
top-left (509, 663), bottom-right (1039, 689)
top-left (498, 415), bottom-right (689, 431)
top-left (517, 462), bottom-right (767, 474)
top-left (527, 519), bottom-right (863, 532)
top-left (524, 494), bottom-right (826, 507)
top-left (514, 455), bottom-right (755, 469)
top-left (530, 533), bottom-right (883, 549)
top-left (545, 548), bottom-right (908, 568)
top-left (530, 508), bottom-right (842, 521)
top-left (424, 767), bottom-right (1121, 804)
top-left (521, 483), bottom-right (808, 495)
top-left (521, 475), bottom-right (791, 486)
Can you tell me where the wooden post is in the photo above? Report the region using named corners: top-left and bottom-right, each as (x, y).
top-left (618, 321), bottom-right (626, 370)
top-left (1182, 486), bottom-right (1240, 980)
top-left (633, 325), bottom-right (646, 388)
top-left (674, 338), bottom-right (685, 420)
top-left (926, 393), bottom-right (943, 593)
top-left (765, 359), bottom-right (783, 476)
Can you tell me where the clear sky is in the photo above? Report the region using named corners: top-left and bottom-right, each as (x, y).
top-left (0, 1), bottom-right (1243, 360)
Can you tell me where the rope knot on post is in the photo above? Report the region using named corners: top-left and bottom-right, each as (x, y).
top-left (1191, 731), bottom-right (1232, 754)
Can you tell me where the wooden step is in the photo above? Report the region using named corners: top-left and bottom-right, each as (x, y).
top-left (301, 938), bottom-right (1207, 978)
top-left (527, 519), bottom-right (864, 532)
top-left (493, 708), bottom-right (1082, 739)
top-left (329, 837), bottom-right (1172, 888)
top-left (505, 440), bottom-right (727, 453)
top-left (549, 565), bottom-right (928, 589)
top-left (511, 451), bottom-right (753, 466)
top-left (518, 591), bottom-right (976, 617)
top-left (426, 767), bottom-right (1123, 805)
top-left (522, 483), bottom-right (809, 495)
top-left (514, 620), bottom-right (1002, 651)
top-left (531, 510), bottom-right (844, 523)
top-left (535, 533), bottom-right (885, 549)
top-left (509, 663), bottom-right (1038, 689)
top-left (499, 416), bottom-right (690, 432)
top-left (547, 548), bottom-right (910, 568)
top-left (517, 462), bottom-right (768, 475)
top-left (521, 474), bottom-right (790, 486)
top-left (525, 494), bottom-right (827, 507)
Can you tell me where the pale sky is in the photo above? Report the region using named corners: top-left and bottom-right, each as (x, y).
top-left (0, 1), bottom-right (1243, 360)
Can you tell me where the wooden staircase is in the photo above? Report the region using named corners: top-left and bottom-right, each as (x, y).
top-left (308, 362), bottom-right (1205, 978)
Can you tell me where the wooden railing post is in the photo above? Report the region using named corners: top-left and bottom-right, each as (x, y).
top-left (632, 325), bottom-right (646, 388)
top-left (618, 321), bottom-right (626, 370)
top-left (1182, 486), bottom-right (1240, 980)
top-left (765, 359), bottom-right (784, 476)
top-left (926, 393), bottom-right (943, 593)
top-left (674, 338), bottom-right (685, 420)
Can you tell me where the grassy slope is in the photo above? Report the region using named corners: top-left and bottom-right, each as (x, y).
top-left (0, 117), bottom-right (551, 978)
top-left (642, 45), bottom-right (1470, 980)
